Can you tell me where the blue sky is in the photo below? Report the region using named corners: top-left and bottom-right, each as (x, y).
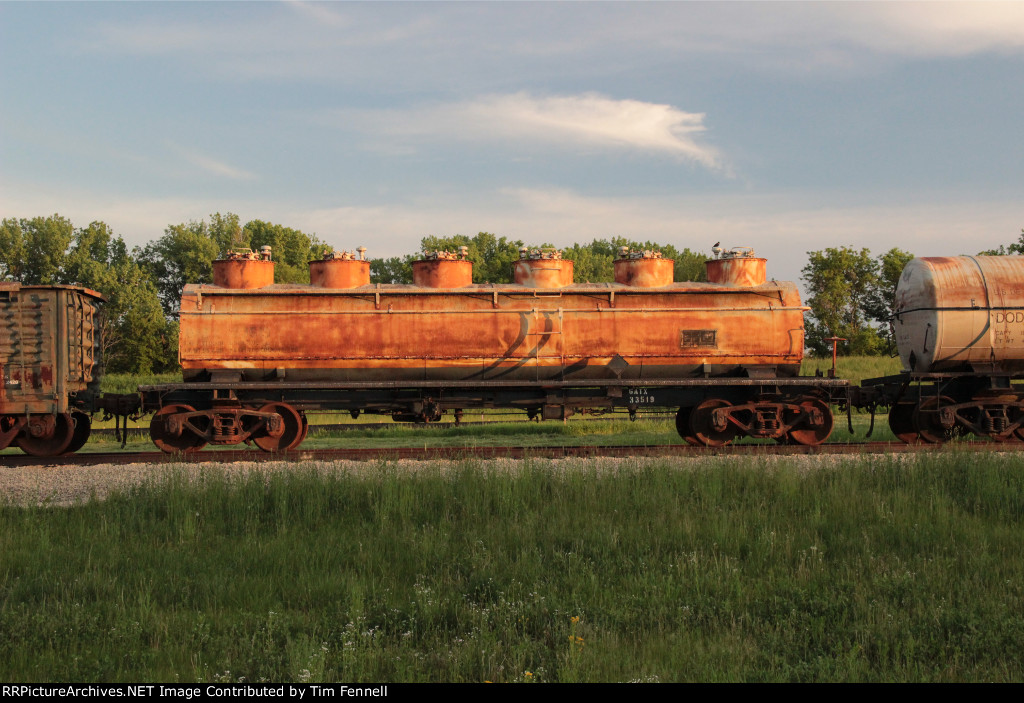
top-left (2, 1), bottom-right (1023, 285)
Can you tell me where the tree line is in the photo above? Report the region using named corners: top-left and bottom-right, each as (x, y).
top-left (2, 213), bottom-right (1020, 373)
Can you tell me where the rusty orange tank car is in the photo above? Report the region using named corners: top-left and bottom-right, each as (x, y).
top-left (137, 246), bottom-right (846, 453)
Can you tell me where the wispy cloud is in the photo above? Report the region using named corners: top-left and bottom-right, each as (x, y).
top-left (837, 3), bottom-right (1024, 57)
top-left (77, 3), bottom-right (1024, 84)
top-left (171, 146), bottom-right (257, 182)
top-left (333, 93), bottom-right (726, 171)
top-left (284, 0), bottom-right (352, 30)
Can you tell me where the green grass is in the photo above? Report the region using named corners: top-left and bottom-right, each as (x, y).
top-left (2, 451), bottom-right (1024, 682)
top-left (100, 372), bottom-right (179, 395)
top-left (801, 355), bottom-right (903, 384)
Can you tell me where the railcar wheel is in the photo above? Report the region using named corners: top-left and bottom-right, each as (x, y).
top-left (16, 413), bottom-right (75, 457)
top-left (674, 406), bottom-right (700, 446)
top-left (64, 411), bottom-right (92, 454)
top-left (151, 404), bottom-right (208, 453)
top-left (254, 403), bottom-right (304, 452)
top-left (913, 396), bottom-right (957, 444)
top-left (888, 403), bottom-right (920, 444)
top-left (298, 413), bottom-right (309, 443)
top-left (787, 398), bottom-right (834, 446)
top-left (689, 399), bottom-right (738, 447)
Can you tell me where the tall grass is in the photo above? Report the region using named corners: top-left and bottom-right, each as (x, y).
top-left (2, 451), bottom-right (1023, 682)
top-left (801, 355), bottom-right (903, 384)
top-left (101, 372), bottom-right (179, 395)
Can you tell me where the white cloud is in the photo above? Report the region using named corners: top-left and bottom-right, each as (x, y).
top-left (331, 93), bottom-right (726, 170)
top-left (836, 3), bottom-right (1024, 57)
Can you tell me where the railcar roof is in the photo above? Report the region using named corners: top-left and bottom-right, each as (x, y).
top-left (0, 282), bottom-right (106, 301)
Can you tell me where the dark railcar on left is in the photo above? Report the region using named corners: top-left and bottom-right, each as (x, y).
top-left (0, 283), bottom-right (104, 456)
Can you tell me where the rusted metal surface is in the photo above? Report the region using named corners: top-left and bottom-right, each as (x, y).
top-left (167, 247), bottom-right (818, 451)
top-left (0, 285), bottom-right (104, 454)
top-left (213, 250), bottom-right (275, 289)
top-left (0, 286), bottom-right (103, 413)
top-left (676, 394), bottom-right (834, 446)
top-left (613, 250), bottom-right (674, 287)
top-left (412, 256), bottom-right (474, 288)
top-left (310, 260), bottom-right (371, 288)
top-left (513, 249), bottom-right (574, 288)
top-left (309, 249), bottom-right (371, 288)
top-left (893, 256), bottom-right (1024, 373)
top-left (148, 403), bottom-right (292, 453)
top-left (178, 277), bottom-right (808, 384)
top-left (824, 336), bottom-right (848, 378)
top-left (705, 248), bottom-right (767, 286)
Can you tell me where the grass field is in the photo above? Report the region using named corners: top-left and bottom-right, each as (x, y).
top-left (2, 450), bottom-right (1023, 682)
top-left (800, 354), bottom-right (902, 383)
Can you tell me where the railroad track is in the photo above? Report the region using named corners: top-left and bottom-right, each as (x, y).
top-left (0, 441), bottom-right (1016, 468)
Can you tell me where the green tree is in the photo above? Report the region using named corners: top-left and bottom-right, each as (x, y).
top-left (244, 220), bottom-right (326, 284)
top-left (978, 228), bottom-right (1024, 255)
top-left (62, 221), bottom-right (177, 373)
top-left (0, 214), bottom-right (75, 283)
top-left (419, 232), bottom-right (524, 283)
top-left (802, 246), bottom-right (886, 356)
top-left (660, 244), bottom-right (707, 283)
top-left (561, 238), bottom-right (707, 282)
top-left (209, 212), bottom-right (246, 253)
top-left (864, 247), bottom-right (915, 354)
top-left (135, 214), bottom-right (233, 317)
top-left (370, 255), bottom-right (415, 284)
top-left (562, 240), bottom-right (616, 282)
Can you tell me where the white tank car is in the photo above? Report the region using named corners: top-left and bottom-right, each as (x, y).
top-left (893, 256), bottom-right (1024, 373)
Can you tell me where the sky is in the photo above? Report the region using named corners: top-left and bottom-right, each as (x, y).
top-left (2, 1), bottom-right (1023, 286)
